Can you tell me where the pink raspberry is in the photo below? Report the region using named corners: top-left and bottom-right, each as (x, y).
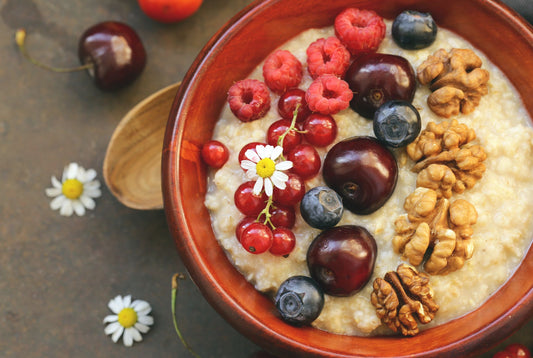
top-left (262, 49), bottom-right (303, 94)
top-left (305, 75), bottom-right (353, 115)
top-left (334, 8), bottom-right (386, 55)
top-left (306, 37), bottom-right (351, 79)
top-left (228, 79), bottom-right (271, 122)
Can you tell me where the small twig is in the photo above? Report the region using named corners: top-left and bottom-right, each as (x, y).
top-left (171, 273), bottom-right (201, 358)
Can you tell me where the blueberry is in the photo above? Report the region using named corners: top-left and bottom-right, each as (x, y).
top-left (300, 186), bottom-right (343, 230)
top-left (274, 276), bottom-right (324, 326)
top-left (392, 10), bottom-right (437, 50)
top-left (373, 100), bottom-right (421, 148)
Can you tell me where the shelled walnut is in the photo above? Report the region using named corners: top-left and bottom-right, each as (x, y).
top-left (407, 119), bottom-right (486, 193)
top-left (417, 48), bottom-right (490, 117)
top-left (393, 187), bottom-right (478, 275)
top-left (371, 264), bottom-right (439, 336)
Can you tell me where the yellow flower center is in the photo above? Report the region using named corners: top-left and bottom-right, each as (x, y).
top-left (118, 308), bottom-right (138, 328)
top-left (256, 158), bottom-right (276, 178)
top-left (62, 179), bottom-right (83, 199)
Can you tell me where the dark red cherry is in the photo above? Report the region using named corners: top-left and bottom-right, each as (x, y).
top-left (323, 136), bottom-right (398, 215)
top-left (78, 21), bottom-right (146, 90)
top-left (344, 53), bottom-right (415, 119)
top-left (307, 225), bottom-right (377, 296)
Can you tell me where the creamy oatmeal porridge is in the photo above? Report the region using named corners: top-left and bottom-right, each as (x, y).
top-left (204, 18), bottom-right (533, 336)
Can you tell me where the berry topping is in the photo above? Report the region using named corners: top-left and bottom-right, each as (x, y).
top-left (392, 10), bottom-right (438, 50)
top-left (262, 50), bottom-right (303, 95)
top-left (305, 74), bottom-right (353, 115)
top-left (274, 276), bottom-right (324, 326)
top-left (273, 172), bottom-right (305, 207)
top-left (277, 88), bottom-right (312, 122)
top-left (287, 144), bottom-right (321, 180)
top-left (240, 222), bottom-right (273, 254)
top-left (267, 119), bottom-right (302, 154)
top-left (334, 8), bottom-right (386, 55)
top-left (234, 181), bottom-right (268, 216)
top-left (235, 216), bottom-right (256, 242)
top-left (201, 140), bottom-right (229, 168)
top-left (306, 37), bottom-right (351, 79)
top-left (238, 142), bottom-right (267, 164)
top-left (269, 227), bottom-right (296, 256)
top-left (228, 79), bottom-right (271, 122)
top-left (300, 186), bottom-right (344, 230)
top-left (269, 205), bottom-right (296, 229)
top-left (373, 100), bottom-right (421, 148)
top-left (303, 113), bottom-right (338, 147)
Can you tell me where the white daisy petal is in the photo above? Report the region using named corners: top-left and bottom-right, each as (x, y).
top-left (137, 314), bottom-right (154, 326)
top-left (264, 178), bottom-right (273, 197)
top-left (272, 170), bottom-right (289, 184)
top-left (111, 325), bottom-right (124, 343)
top-left (103, 315), bottom-right (118, 324)
top-left (109, 296), bottom-right (123, 313)
top-left (253, 177), bottom-right (264, 195)
top-left (275, 160), bottom-right (293, 171)
top-left (134, 322), bottom-right (150, 333)
top-left (59, 200), bottom-right (73, 216)
top-left (129, 327), bottom-right (143, 342)
top-left (240, 160), bottom-right (256, 171)
top-left (50, 195), bottom-right (66, 210)
top-left (123, 295), bottom-right (132, 308)
top-left (66, 163), bottom-right (79, 179)
top-left (79, 195), bottom-right (96, 210)
top-left (256, 144), bottom-right (269, 159)
top-left (51, 176), bottom-right (62, 189)
top-left (72, 200), bottom-right (86, 216)
top-left (244, 149), bottom-right (260, 163)
top-left (84, 187), bottom-right (102, 199)
top-left (271, 172), bottom-right (288, 190)
top-left (45, 187), bottom-right (62, 197)
top-left (83, 180), bottom-right (101, 191)
top-left (270, 146), bottom-right (283, 160)
top-left (82, 168), bottom-right (97, 182)
top-left (105, 321), bottom-right (122, 335)
top-left (131, 300), bottom-right (150, 313)
top-left (123, 328), bottom-right (134, 347)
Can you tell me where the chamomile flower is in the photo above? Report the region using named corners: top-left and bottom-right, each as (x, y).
top-left (103, 295), bottom-right (154, 347)
top-left (45, 162), bottom-right (101, 216)
top-left (240, 144), bottom-right (292, 196)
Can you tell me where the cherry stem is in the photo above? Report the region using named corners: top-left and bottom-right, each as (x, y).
top-left (171, 273), bottom-right (202, 358)
top-left (15, 28), bottom-right (93, 73)
top-left (257, 196), bottom-right (276, 229)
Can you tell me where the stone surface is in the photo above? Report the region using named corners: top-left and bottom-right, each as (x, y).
top-left (0, 0), bottom-right (531, 357)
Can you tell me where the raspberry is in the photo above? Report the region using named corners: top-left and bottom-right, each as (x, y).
top-left (334, 8), bottom-right (386, 55)
top-left (305, 75), bottom-right (353, 115)
top-left (262, 49), bottom-right (303, 94)
top-left (227, 79), bottom-right (271, 122)
top-left (306, 37), bottom-right (351, 79)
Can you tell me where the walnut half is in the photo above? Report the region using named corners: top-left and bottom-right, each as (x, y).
top-left (417, 48), bottom-right (490, 118)
top-left (371, 264), bottom-right (439, 336)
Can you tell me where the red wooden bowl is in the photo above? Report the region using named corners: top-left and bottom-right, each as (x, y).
top-left (162, 0), bottom-right (533, 356)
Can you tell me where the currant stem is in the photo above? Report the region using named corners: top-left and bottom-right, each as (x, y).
top-left (257, 195), bottom-right (275, 229)
top-left (15, 28), bottom-right (93, 73)
top-left (171, 273), bottom-right (201, 358)
top-left (276, 104), bottom-right (301, 161)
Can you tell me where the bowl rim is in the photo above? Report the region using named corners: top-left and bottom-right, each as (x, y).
top-left (162, 0), bottom-right (533, 356)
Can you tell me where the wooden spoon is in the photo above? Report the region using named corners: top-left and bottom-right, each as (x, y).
top-left (103, 82), bottom-right (180, 210)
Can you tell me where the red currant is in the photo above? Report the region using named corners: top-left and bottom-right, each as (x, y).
top-left (288, 144), bottom-right (321, 180)
top-left (267, 119), bottom-right (302, 154)
top-left (235, 216), bottom-right (256, 242)
top-left (303, 114), bottom-right (338, 147)
top-left (269, 205), bottom-right (296, 229)
top-left (234, 181), bottom-right (268, 216)
top-left (201, 140), bottom-right (229, 168)
top-left (278, 88), bottom-right (312, 122)
top-left (238, 142), bottom-right (266, 164)
top-left (241, 222), bottom-right (273, 254)
top-left (269, 227), bottom-right (296, 256)
top-left (273, 172), bottom-right (305, 206)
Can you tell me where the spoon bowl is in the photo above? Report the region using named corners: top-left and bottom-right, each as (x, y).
top-left (103, 82), bottom-right (180, 210)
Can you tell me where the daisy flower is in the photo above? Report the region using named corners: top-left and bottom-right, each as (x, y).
top-left (45, 162), bottom-right (101, 216)
top-left (240, 144), bottom-right (293, 196)
top-left (103, 295), bottom-right (154, 347)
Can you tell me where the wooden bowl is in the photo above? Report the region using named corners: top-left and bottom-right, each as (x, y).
top-left (162, 0), bottom-right (533, 356)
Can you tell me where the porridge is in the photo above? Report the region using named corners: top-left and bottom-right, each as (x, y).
top-left (203, 9), bottom-right (533, 336)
